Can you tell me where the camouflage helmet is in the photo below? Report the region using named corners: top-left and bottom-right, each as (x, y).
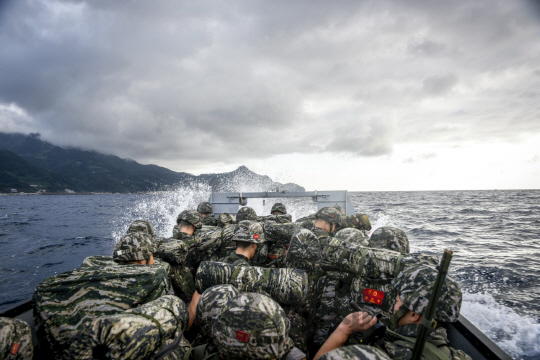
top-left (347, 213), bottom-right (372, 231)
top-left (369, 227), bottom-right (410, 254)
top-left (392, 264), bottom-right (462, 322)
top-left (176, 210), bottom-right (202, 229)
top-left (127, 219), bottom-right (155, 237)
top-left (219, 213), bottom-right (236, 227)
top-left (113, 232), bottom-right (154, 262)
top-left (334, 228), bottom-right (369, 247)
top-left (213, 292), bottom-right (294, 359)
top-left (271, 203), bottom-right (287, 215)
top-left (196, 285), bottom-right (241, 337)
top-left (315, 207), bottom-right (342, 227)
top-left (332, 204), bottom-right (344, 213)
top-left (197, 201), bottom-right (213, 215)
top-left (233, 220), bottom-right (265, 244)
top-left (317, 345), bottom-right (391, 360)
top-left (236, 206), bottom-right (258, 222)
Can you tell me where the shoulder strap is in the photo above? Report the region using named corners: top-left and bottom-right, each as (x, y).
top-left (229, 266), bottom-right (242, 285)
top-left (260, 268), bottom-right (272, 295)
top-left (394, 254), bottom-right (405, 277)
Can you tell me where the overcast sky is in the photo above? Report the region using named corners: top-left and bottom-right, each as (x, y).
top-left (1, 0), bottom-right (539, 191)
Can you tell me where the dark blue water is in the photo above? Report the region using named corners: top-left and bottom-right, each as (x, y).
top-left (0, 189), bottom-right (539, 359)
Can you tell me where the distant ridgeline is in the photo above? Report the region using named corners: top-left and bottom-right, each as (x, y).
top-left (0, 132), bottom-right (304, 194)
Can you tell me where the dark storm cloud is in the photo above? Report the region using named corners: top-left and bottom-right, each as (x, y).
top-left (0, 0), bottom-right (539, 169)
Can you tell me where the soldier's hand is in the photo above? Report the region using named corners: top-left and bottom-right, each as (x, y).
top-left (338, 311), bottom-right (377, 335)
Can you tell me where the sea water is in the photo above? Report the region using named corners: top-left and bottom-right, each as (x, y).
top-left (0, 187), bottom-right (539, 359)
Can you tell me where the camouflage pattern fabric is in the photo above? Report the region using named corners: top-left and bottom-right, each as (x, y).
top-left (317, 345), bottom-right (391, 360)
top-left (315, 207), bottom-right (342, 231)
top-left (172, 224), bottom-right (180, 238)
top-left (218, 213), bottom-right (236, 227)
top-left (310, 226), bottom-right (332, 247)
top-left (0, 317), bottom-right (33, 360)
top-left (271, 202), bottom-right (287, 214)
top-left (212, 292), bottom-right (295, 360)
top-left (202, 214), bottom-right (219, 226)
top-left (236, 206), bottom-right (258, 222)
top-left (343, 213), bottom-right (372, 231)
top-left (70, 295), bottom-right (190, 360)
top-left (170, 265), bottom-right (196, 303)
top-left (263, 222), bottom-right (299, 248)
top-left (177, 210), bottom-right (202, 229)
top-left (33, 262), bottom-right (171, 358)
top-left (267, 246), bottom-right (288, 268)
top-left (215, 225), bottom-right (236, 259)
top-left (155, 238), bottom-right (188, 265)
top-left (285, 228), bottom-right (322, 275)
top-left (113, 232), bottom-right (155, 263)
top-left (81, 256), bottom-right (172, 276)
top-left (392, 265), bottom-right (462, 323)
top-left (197, 201), bottom-right (213, 214)
top-left (320, 237), bottom-right (438, 278)
top-left (258, 214), bottom-right (293, 224)
top-left (350, 276), bottom-right (397, 312)
top-left (127, 219), bottom-right (156, 237)
top-left (295, 214), bottom-right (315, 224)
top-left (369, 227), bottom-right (410, 254)
top-left (195, 261), bottom-right (308, 306)
top-left (382, 324), bottom-right (472, 360)
top-left (281, 305), bottom-right (308, 354)
top-left (196, 285), bottom-right (241, 339)
top-left (219, 252), bottom-right (250, 266)
top-left (233, 220), bottom-right (265, 244)
top-left (334, 228), bottom-right (369, 247)
top-left (313, 272), bottom-right (356, 348)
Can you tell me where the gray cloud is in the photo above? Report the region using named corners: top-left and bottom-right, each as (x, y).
top-left (0, 0), bottom-right (539, 170)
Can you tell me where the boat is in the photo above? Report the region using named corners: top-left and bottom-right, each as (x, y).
top-left (0, 190), bottom-right (512, 359)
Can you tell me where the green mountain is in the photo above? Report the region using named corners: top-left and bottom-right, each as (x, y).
top-left (0, 132), bottom-right (304, 194)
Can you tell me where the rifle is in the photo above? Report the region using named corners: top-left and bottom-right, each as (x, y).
top-left (411, 249), bottom-right (453, 360)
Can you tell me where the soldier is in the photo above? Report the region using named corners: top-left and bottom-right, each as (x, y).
top-left (219, 220), bottom-right (265, 266)
top-left (310, 206), bottom-right (342, 247)
top-left (369, 227), bottom-right (410, 254)
top-left (175, 210), bottom-right (203, 241)
top-left (271, 202), bottom-right (287, 215)
top-left (127, 219), bottom-right (156, 237)
top-left (236, 206), bottom-right (258, 222)
top-left (198, 201), bottom-right (219, 226)
top-left (211, 292), bottom-right (306, 360)
top-left (315, 264), bottom-right (470, 360)
top-left (113, 231), bottom-right (155, 265)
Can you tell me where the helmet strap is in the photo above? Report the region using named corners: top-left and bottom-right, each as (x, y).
top-left (388, 305), bottom-right (410, 330)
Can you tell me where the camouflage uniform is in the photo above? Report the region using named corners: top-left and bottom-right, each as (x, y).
top-left (271, 202), bottom-right (287, 214)
top-left (0, 317), bottom-right (33, 360)
top-left (236, 206), bottom-right (258, 222)
top-left (334, 227), bottom-right (369, 247)
top-left (369, 227), bottom-right (410, 254)
top-left (220, 220), bottom-right (265, 266)
top-left (212, 292), bottom-right (300, 359)
top-left (198, 201), bottom-right (219, 226)
top-left (378, 265), bottom-right (469, 360)
top-left (195, 261), bottom-right (308, 306)
top-left (342, 213), bottom-right (372, 233)
top-left (33, 250), bottom-right (171, 358)
top-left (70, 295), bottom-right (190, 360)
top-left (113, 231), bottom-right (155, 263)
top-left (317, 345), bottom-right (390, 360)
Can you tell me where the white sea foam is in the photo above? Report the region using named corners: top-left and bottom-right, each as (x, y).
top-left (461, 292), bottom-right (540, 359)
